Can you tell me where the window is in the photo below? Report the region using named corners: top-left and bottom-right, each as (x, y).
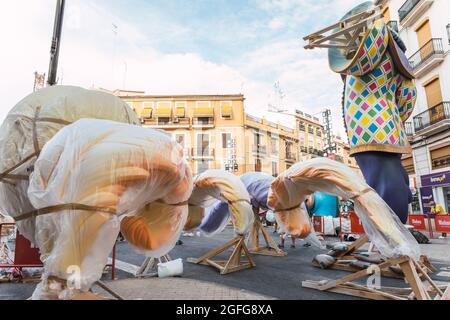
top-left (317, 140), bottom-right (322, 151)
top-left (255, 158), bottom-right (262, 172)
top-left (175, 134), bottom-right (185, 148)
top-left (158, 117), bottom-right (170, 125)
top-left (272, 162), bottom-right (278, 177)
top-left (197, 160), bottom-right (209, 175)
top-left (197, 117), bottom-right (212, 125)
top-left (222, 133), bottom-right (232, 148)
top-left (299, 122), bottom-right (305, 131)
top-left (197, 133), bottom-right (210, 156)
top-left (447, 23), bottom-right (450, 43)
top-left (308, 135), bottom-right (314, 148)
top-left (430, 144), bottom-right (450, 170)
top-left (270, 137), bottom-right (278, 155)
top-left (308, 126), bottom-right (314, 134)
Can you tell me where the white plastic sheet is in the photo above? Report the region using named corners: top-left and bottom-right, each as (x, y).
top-left (271, 158), bottom-right (420, 260)
top-left (0, 86), bottom-right (139, 244)
top-left (27, 119), bottom-right (192, 299)
top-left (189, 170), bottom-right (254, 235)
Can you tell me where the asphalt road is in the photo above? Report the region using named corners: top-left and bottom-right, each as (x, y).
top-left (2, 225), bottom-right (450, 300)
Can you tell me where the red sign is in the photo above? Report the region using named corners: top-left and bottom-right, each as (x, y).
top-left (408, 214), bottom-right (426, 231)
top-left (435, 215), bottom-right (450, 233)
top-left (349, 212), bottom-right (365, 234)
top-left (14, 230), bottom-right (42, 265)
top-left (313, 216), bottom-right (323, 233)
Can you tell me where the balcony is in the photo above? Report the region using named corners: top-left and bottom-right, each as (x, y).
top-left (398, 0), bottom-right (434, 28)
top-left (408, 38), bottom-right (444, 78)
top-left (252, 145), bottom-right (267, 156)
top-left (191, 148), bottom-right (215, 160)
top-left (285, 152), bottom-right (297, 162)
top-left (192, 117), bottom-right (215, 128)
top-left (404, 121), bottom-right (414, 139)
top-left (141, 117), bottom-right (190, 128)
top-left (387, 21), bottom-right (399, 34)
top-left (413, 102), bottom-right (450, 136)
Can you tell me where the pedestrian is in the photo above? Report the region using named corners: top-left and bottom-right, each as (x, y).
top-left (431, 203), bottom-right (447, 238)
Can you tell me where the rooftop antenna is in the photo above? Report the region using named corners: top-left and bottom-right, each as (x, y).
top-left (268, 81), bottom-right (287, 113)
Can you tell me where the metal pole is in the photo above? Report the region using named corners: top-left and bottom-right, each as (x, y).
top-left (47, 0), bottom-right (66, 86)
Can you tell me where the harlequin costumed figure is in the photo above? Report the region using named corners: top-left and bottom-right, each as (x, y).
top-left (306, 2), bottom-right (417, 224)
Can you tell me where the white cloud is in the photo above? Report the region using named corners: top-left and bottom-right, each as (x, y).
top-left (0, 0), bottom-right (364, 141)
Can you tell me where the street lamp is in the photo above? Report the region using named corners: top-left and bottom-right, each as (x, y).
top-left (47, 0), bottom-right (66, 86)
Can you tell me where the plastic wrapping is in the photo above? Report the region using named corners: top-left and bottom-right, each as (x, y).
top-left (240, 172), bottom-right (274, 209)
top-left (199, 202), bottom-right (231, 237)
top-left (27, 119), bottom-right (191, 299)
top-left (271, 158), bottom-right (420, 260)
top-left (0, 86), bottom-right (139, 244)
top-left (188, 170), bottom-right (253, 235)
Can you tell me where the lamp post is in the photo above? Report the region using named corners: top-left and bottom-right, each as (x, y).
top-left (47, 0), bottom-right (66, 86)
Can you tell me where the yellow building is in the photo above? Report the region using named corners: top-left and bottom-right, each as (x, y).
top-left (294, 110), bottom-right (325, 160)
top-left (119, 93), bottom-right (299, 176)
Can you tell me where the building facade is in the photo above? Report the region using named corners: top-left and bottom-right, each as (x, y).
top-left (376, 0), bottom-right (450, 213)
top-left (119, 93), bottom-right (302, 176)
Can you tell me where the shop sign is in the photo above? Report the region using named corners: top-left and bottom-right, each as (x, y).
top-left (420, 186), bottom-right (434, 215)
top-left (408, 214), bottom-right (426, 231)
top-left (421, 171), bottom-right (450, 187)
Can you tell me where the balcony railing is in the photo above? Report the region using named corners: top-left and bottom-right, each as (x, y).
top-left (398, 0), bottom-right (420, 22)
top-left (192, 117), bottom-right (214, 126)
top-left (405, 121), bottom-right (414, 137)
top-left (253, 145), bottom-right (267, 155)
top-left (286, 152), bottom-right (297, 161)
top-left (413, 102), bottom-right (450, 132)
top-left (408, 38), bottom-right (444, 70)
top-left (192, 148), bottom-right (215, 158)
top-left (387, 21), bottom-right (399, 33)
top-left (142, 117), bottom-right (190, 127)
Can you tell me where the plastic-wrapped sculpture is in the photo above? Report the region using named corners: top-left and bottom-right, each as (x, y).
top-left (198, 172), bottom-right (274, 236)
top-left (268, 157), bottom-right (420, 260)
top-left (0, 86), bottom-right (139, 243)
top-left (25, 119), bottom-right (192, 299)
top-left (187, 170), bottom-right (254, 236)
top-left (185, 170), bottom-right (255, 274)
top-left (304, 1), bottom-right (416, 223)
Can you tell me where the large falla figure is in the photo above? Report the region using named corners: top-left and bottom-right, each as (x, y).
top-left (305, 2), bottom-right (417, 223)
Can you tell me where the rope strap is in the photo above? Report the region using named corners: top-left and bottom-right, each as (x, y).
top-left (14, 198), bottom-right (191, 222)
top-left (14, 203), bottom-right (117, 222)
top-left (348, 187), bottom-right (374, 200)
top-left (0, 107), bottom-right (75, 184)
top-left (274, 203), bottom-right (301, 213)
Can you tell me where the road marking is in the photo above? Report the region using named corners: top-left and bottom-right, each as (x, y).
top-left (437, 271), bottom-right (450, 278)
top-left (107, 258), bottom-right (139, 275)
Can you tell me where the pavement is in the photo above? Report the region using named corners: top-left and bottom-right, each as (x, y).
top-left (1, 225), bottom-right (450, 300)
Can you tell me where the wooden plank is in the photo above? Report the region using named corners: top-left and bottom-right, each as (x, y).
top-left (345, 283), bottom-right (407, 300)
top-left (302, 280), bottom-right (392, 300)
top-left (302, 5), bottom-right (381, 41)
top-left (399, 259), bottom-right (430, 300)
top-left (441, 284), bottom-right (450, 300)
top-left (412, 259), bottom-right (443, 296)
top-left (334, 235), bottom-right (369, 258)
top-left (318, 256), bottom-right (408, 291)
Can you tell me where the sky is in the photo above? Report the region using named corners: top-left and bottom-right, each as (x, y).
top-left (0, 0), bottom-right (367, 139)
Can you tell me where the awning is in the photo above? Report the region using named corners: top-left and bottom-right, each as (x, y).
top-left (193, 107), bottom-right (214, 117)
top-left (175, 107), bottom-right (186, 118)
top-left (141, 107), bottom-right (152, 118)
top-left (154, 107), bottom-right (172, 117)
top-left (221, 105), bottom-right (233, 117)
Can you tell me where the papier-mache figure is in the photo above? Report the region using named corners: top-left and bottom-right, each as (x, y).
top-left (304, 1), bottom-right (417, 223)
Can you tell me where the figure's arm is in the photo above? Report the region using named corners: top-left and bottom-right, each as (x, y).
top-left (396, 77), bottom-right (417, 122)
